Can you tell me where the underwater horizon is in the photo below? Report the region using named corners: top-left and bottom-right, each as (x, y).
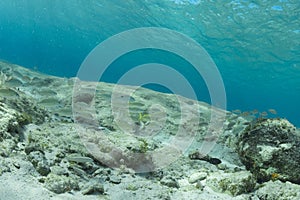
top-left (0, 0), bottom-right (299, 127)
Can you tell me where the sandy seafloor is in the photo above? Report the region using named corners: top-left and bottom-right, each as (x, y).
top-left (0, 61), bottom-right (300, 200)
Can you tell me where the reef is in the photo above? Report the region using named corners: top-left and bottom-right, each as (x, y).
top-left (0, 61), bottom-right (300, 199)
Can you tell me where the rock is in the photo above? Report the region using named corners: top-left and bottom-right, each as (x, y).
top-left (27, 151), bottom-right (50, 176)
top-left (0, 139), bottom-right (17, 157)
top-left (217, 163), bottom-right (227, 170)
top-left (206, 171), bottom-right (256, 196)
top-left (93, 168), bottom-right (111, 177)
top-left (24, 142), bottom-right (41, 155)
top-left (81, 180), bottom-right (104, 195)
top-left (50, 165), bottom-right (68, 176)
top-left (2, 94), bottom-right (49, 125)
top-left (237, 118), bottom-right (300, 183)
top-left (160, 176), bottom-right (179, 188)
top-left (195, 181), bottom-right (204, 190)
top-left (44, 174), bottom-right (79, 194)
top-left (256, 180), bottom-right (300, 200)
top-left (0, 102), bottom-right (21, 137)
top-left (36, 161), bottom-right (51, 176)
top-left (0, 159), bottom-right (11, 175)
top-left (188, 172), bottom-right (207, 184)
top-left (109, 175), bottom-right (121, 184)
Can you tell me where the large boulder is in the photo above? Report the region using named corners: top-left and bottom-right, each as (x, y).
top-left (237, 118), bottom-right (300, 184)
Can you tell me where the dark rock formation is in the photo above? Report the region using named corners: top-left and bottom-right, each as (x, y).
top-left (237, 118), bottom-right (300, 184)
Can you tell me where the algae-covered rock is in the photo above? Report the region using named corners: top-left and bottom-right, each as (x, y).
top-left (206, 171), bottom-right (256, 196)
top-left (0, 102), bottom-right (32, 157)
top-left (256, 180), bottom-right (300, 200)
top-left (27, 151), bottom-right (50, 176)
top-left (0, 102), bottom-right (20, 136)
top-left (0, 71), bottom-right (49, 125)
top-left (0, 159), bottom-right (11, 175)
top-left (237, 118), bottom-right (300, 184)
top-left (2, 96), bottom-right (49, 124)
top-left (44, 174), bottom-right (79, 194)
top-left (160, 175), bottom-right (180, 188)
top-left (81, 180), bottom-right (104, 195)
top-left (188, 172), bottom-right (207, 184)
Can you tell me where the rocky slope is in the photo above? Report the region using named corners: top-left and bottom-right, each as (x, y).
top-left (0, 61), bottom-right (300, 200)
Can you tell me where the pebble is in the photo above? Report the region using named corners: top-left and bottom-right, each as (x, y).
top-left (109, 175), bottom-right (121, 184)
top-left (195, 180), bottom-right (204, 190)
top-left (217, 163), bottom-right (227, 170)
top-left (82, 182), bottom-right (104, 195)
top-left (188, 172), bottom-right (207, 184)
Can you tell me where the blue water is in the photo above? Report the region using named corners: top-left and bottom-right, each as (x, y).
top-left (0, 0), bottom-right (299, 127)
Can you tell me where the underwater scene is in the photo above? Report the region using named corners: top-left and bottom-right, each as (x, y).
top-left (0, 0), bottom-right (299, 199)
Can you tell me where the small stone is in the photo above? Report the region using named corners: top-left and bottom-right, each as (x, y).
top-left (36, 161), bottom-right (50, 176)
top-left (82, 182), bottom-right (104, 195)
top-left (13, 162), bottom-right (20, 169)
top-left (188, 172), bottom-right (207, 184)
top-left (0, 160), bottom-right (10, 175)
top-left (109, 175), bottom-right (121, 184)
top-left (93, 169), bottom-right (103, 176)
top-left (217, 163), bottom-right (227, 170)
top-left (50, 166), bottom-right (68, 176)
top-left (93, 168), bottom-right (111, 176)
top-left (195, 181), bottom-right (204, 190)
top-left (28, 151), bottom-right (50, 176)
top-left (44, 174), bottom-right (79, 194)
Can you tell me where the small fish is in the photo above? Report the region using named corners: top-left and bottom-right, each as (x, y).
top-left (260, 111), bottom-right (268, 117)
top-left (251, 109), bottom-right (259, 115)
top-left (241, 111), bottom-right (250, 116)
top-left (232, 109), bottom-right (241, 114)
top-left (268, 109), bottom-right (277, 115)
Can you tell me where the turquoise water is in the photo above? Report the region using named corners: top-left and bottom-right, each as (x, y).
top-left (0, 0), bottom-right (299, 127)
